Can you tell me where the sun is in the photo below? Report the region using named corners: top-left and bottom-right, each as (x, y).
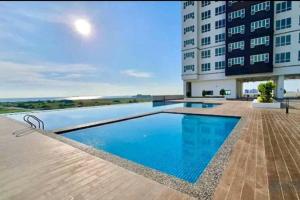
top-left (74, 19), bottom-right (91, 37)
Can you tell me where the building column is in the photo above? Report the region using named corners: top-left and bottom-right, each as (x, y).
top-left (275, 75), bottom-right (285, 99)
top-left (183, 81), bottom-right (186, 98)
top-left (236, 80), bottom-right (242, 99)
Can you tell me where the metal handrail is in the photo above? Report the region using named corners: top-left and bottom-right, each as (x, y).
top-left (23, 114), bottom-right (45, 130)
top-left (286, 97), bottom-right (289, 114)
top-left (23, 115), bottom-right (36, 129)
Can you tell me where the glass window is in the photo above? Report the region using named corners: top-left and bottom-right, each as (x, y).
top-left (215, 61), bottom-right (225, 70)
top-left (201, 1), bottom-right (210, 7)
top-left (201, 50), bottom-right (211, 58)
top-left (201, 37), bottom-right (211, 46)
top-left (201, 23), bottom-right (211, 33)
top-left (215, 33), bottom-right (225, 43)
top-left (275, 52), bottom-right (291, 63)
top-left (215, 5), bottom-right (226, 16)
top-left (298, 51), bottom-right (300, 61)
top-left (183, 65), bottom-right (195, 72)
top-left (215, 47), bottom-right (225, 56)
top-left (201, 63), bottom-right (211, 71)
top-left (215, 19), bottom-right (226, 29)
top-left (201, 10), bottom-right (211, 20)
top-left (228, 41), bottom-right (245, 52)
top-left (251, 18), bottom-right (270, 32)
top-left (228, 25), bottom-right (245, 37)
top-left (183, 12), bottom-right (195, 22)
top-left (184, 39), bottom-right (194, 47)
top-left (183, 25), bottom-right (195, 35)
top-left (183, 1), bottom-right (194, 9)
top-left (251, 1), bottom-right (270, 15)
top-left (276, 1), bottom-right (292, 13)
top-left (250, 53), bottom-right (269, 65)
top-left (228, 57), bottom-right (244, 67)
top-left (275, 35), bottom-right (291, 47)
top-left (228, 9), bottom-right (245, 21)
top-left (183, 52), bottom-right (195, 60)
top-left (276, 18), bottom-right (292, 30)
top-left (251, 36), bottom-right (270, 48)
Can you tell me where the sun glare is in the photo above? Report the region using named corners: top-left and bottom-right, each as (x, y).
top-left (74, 19), bottom-right (91, 37)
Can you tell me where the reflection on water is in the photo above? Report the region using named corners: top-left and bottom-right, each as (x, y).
top-left (63, 113), bottom-right (239, 183)
top-left (8, 102), bottom-right (219, 131)
top-left (181, 114), bottom-right (238, 181)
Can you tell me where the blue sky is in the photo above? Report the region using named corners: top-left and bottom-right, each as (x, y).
top-left (0, 1), bottom-right (182, 98)
top-left (0, 2), bottom-right (299, 98)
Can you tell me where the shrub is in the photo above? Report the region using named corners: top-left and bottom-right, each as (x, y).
top-left (257, 81), bottom-right (275, 103)
top-left (202, 90), bottom-right (206, 97)
top-left (220, 89), bottom-right (226, 96)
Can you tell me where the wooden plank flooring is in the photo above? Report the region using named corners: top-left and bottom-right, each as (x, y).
top-left (1, 100), bottom-right (300, 200)
top-left (0, 117), bottom-right (194, 200)
top-left (209, 101), bottom-right (300, 200)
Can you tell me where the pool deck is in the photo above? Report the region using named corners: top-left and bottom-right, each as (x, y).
top-left (1, 100), bottom-right (300, 200)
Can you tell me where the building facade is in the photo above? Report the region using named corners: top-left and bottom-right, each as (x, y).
top-left (182, 1), bottom-right (300, 99)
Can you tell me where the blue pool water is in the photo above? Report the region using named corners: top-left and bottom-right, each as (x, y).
top-left (7, 102), bottom-right (218, 131)
top-left (63, 113), bottom-right (239, 183)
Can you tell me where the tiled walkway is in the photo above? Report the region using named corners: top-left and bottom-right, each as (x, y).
top-left (213, 102), bottom-right (300, 200)
top-left (1, 100), bottom-right (300, 200)
top-left (170, 100), bottom-right (300, 200)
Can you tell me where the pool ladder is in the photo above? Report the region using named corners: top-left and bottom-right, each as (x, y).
top-left (23, 114), bottom-right (45, 130)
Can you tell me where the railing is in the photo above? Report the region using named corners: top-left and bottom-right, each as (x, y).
top-left (23, 114), bottom-right (45, 130)
top-left (286, 97), bottom-right (289, 114)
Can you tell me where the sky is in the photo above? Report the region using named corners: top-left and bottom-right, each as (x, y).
top-left (0, 1), bottom-right (182, 98)
top-left (0, 2), bottom-right (299, 98)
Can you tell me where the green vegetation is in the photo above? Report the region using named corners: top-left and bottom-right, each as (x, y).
top-left (0, 107), bottom-right (28, 114)
top-left (202, 90), bottom-right (206, 97)
top-left (257, 81), bottom-right (276, 103)
top-left (0, 96), bottom-right (152, 114)
top-left (219, 89), bottom-right (226, 96)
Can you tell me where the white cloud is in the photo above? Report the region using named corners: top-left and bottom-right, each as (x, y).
top-left (121, 69), bottom-right (153, 78)
top-left (0, 61), bottom-right (98, 87)
top-left (0, 60), bottom-right (181, 98)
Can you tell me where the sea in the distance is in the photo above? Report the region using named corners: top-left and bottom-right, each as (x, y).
top-left (0, 95), bottom-right (145, 103)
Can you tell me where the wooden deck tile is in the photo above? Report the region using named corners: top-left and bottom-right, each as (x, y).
top-left (1, 100), bottom-right (300, 200)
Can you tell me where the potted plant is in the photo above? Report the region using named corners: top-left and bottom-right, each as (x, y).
top-left (220, 89), bottom-right (226, 96)
top-left (202, 90), bottom-right (206, 97)
top-left (252, 81), bottom-right (281, 108)
top-left (257, 81), bottom-right (275, 103)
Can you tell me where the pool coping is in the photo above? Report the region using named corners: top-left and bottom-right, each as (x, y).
top-left (45, 111), bottom-right (245, 200)
top-left (53, 111), bottom-right (161, 133)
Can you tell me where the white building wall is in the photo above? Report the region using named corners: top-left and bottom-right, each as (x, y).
top-left (191, 79), bottom-right (237, 99)
top-left (182, 1), bottom-right (199, 77)
top-left (273, 1), bottom-right (300, 76)
top-left (198, 1), bottom-right (226, 76)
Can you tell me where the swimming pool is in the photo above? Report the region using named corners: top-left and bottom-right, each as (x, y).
top-left (7, 102), bottom-right (218, 131)
top-left (62, 113), bottom-right (239, 183)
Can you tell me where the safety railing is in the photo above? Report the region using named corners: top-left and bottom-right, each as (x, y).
top-left (23, 114), bottom-right (45, 130)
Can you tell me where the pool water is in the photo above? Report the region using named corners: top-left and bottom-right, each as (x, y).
top-left (7, 102), bottom-right (218, 131)
top-left (63, 113), bottom-right (239, 183)
top-left (184, 102), bottom-right (217, 108)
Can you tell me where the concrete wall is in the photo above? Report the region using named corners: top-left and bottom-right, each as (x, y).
top-left (191, 79), bottom-right (237, 98)
top-left (152, 95), bottom-right (184, 101)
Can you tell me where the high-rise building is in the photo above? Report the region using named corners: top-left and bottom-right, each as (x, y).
top-left (182, 1), bottom-right (300, 98)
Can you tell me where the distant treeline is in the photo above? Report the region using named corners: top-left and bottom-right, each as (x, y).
top-left (0, 96), bottom-right (152, 112)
